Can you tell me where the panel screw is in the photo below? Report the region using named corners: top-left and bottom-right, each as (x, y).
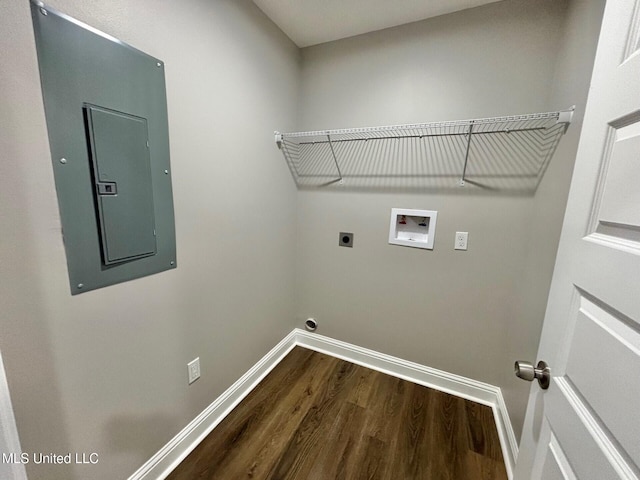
top-left (77, 283), bottom-right (84, 289)
top-left (156, 62), bottom-right (162, 67)
top-left (60, 158), bottom-right (67, 164)
top-left (170, 261), bottom-right (174, 266)
top-left (40, 7), bottom-right (48, 15)
top-left (164, 169), bottom-right (169, 174)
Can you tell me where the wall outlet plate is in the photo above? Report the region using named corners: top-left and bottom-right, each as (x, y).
top-left (455, 232), bottom-right (468, 250)
top-left (187, 357), bottom-right (200, 384)
top-left (339, 232), bottom-right (354, 247)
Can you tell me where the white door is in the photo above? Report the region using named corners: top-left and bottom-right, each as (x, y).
top-left (515, 0), bottom-right (640, 478)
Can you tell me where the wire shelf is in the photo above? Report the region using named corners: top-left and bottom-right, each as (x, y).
top-left (275, 108), bottom-right (573, 193)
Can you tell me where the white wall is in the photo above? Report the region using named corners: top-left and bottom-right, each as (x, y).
top-left (0, 1), bottom-right (299, 479)
top-left (295, 0), bottom-right (603, 440)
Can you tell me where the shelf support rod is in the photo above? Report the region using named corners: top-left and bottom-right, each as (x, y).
top-left (327, 134), bottom-right (344, 185)
top-left (459, 122), bottom-right (474, 186)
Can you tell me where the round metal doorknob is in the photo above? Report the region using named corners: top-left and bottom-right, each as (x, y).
top-left (514, 360), bottom-right (551, 390)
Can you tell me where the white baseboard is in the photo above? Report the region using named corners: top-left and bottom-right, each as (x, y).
top-left (127, 330), bottom-right (298, 480)
top-left (129, 328), bottom-right (518, 480)
top-left (494, 386), bottom-right (519, 478)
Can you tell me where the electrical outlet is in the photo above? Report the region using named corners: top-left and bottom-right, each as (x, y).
top-left (455, 232), bottom-right (468, 250)
top-left (187, 357), bottom-right (200, 384)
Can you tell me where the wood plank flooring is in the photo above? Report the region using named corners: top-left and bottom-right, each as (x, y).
top-left (166, 347), bottom-right (508, 480)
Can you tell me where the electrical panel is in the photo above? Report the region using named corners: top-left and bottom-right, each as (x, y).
top-left (85, 105), bottom-right (157, 265)
top-left (31, 2), bottom-right (176, 294)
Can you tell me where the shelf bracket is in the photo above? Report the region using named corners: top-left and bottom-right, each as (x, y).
top-left (274, 131), bottom-right (283, 149)
top-left (327, 134), bottom-right (344, 185)
top-left (459, 122), bottom-right (474, 186)
top-left (556, 106), bottom-right (575, 134)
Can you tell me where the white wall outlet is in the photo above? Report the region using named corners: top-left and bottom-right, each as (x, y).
top-left (187, 357), bottom-right (200, 384)
top-left (455, 232), bottom-right (468, 250)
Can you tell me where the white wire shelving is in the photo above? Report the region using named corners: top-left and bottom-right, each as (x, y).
top-left (275, 108), bottom-right (574, 192)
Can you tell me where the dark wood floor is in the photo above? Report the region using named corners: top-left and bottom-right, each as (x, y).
top-left (166, 347), bottom-right (507, 480)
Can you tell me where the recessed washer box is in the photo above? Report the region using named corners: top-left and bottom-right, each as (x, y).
top-left (389, 208), bottom-right (438, 250)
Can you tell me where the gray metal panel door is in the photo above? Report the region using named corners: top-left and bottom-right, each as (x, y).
top-left (86, 105), bottom-right (156, 264)
top-left (31, 1), bottom-right (177, 294)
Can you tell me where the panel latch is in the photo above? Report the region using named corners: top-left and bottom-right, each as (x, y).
top-left (96, 182), bottom-right (117, 195)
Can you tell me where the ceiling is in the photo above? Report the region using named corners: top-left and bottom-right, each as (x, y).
top-left (252, 0), bottom-right (503, 48)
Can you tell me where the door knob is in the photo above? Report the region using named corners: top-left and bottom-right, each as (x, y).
top-left (514, 360), bottom-right (550, 390)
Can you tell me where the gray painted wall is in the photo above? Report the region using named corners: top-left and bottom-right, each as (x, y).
top-left (0, 1), bottom-right (299, 479)
top-left (0, 0), bottom-right (605, 478)
top-left (295, 0), bottom-right (603, 441)
top-left (503, 0), bottom-right (606, 441)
